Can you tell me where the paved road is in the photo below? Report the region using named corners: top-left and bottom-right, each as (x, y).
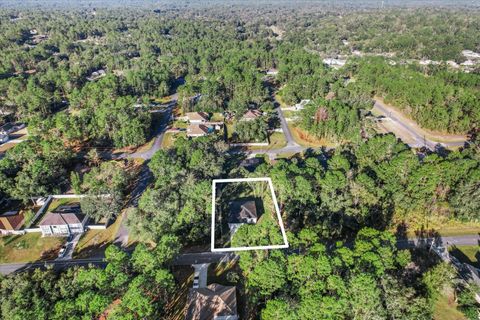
top-left (0, 258), bottom-right (106, 275)
top-left (373, 100), bottom-right (467, 150)
top-left (2, 234), bottom-right (478, 275)
top-left (113, 97), bottom-right (177, 246)
top-left (114, 162), bottom-right (154, 247)
top-left (397, 235), bottom-right (480, 249)
top-left (276, 107), bottom-right (299, 147)
top-left (172, 252), bottom-right (235, 265)
top-left (121, 102), bottom-right (175, 160)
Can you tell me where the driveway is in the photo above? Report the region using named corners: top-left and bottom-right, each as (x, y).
top-left (192, 263), bottom-right (209, 288)
top-left (276, 107), bottom-right (299, 147)
top-left (56, 234), bottom-right (82, 261)
top-left (121, 103), bottom-right (175, 160)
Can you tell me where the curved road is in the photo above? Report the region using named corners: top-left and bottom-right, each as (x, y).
top-left (373, 100), bottom-right (468, 150)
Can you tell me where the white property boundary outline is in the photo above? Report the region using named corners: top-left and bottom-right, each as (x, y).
top-left (211, 177), bottom-right (289, 252)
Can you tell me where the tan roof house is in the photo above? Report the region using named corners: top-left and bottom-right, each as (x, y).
top-left (185, 284), bottom-right (238, 320)
top-left (187, 124), bottom-right (211, 137)
top-left (241, 109), bottom-right (263, 121)
top-left (186, 112), bottom-right (209, 124)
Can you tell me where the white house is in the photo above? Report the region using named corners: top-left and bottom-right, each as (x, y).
top-left (462, 50), bottom-right (480, 60)
top-left (294, 99), bottom-right (311, 110)
top-left (39, 204), bottom-right (87, 236)
top-left (323, 58), bottom-right (346, 68)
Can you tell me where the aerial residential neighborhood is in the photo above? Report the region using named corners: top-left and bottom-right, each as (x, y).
top-left (0, 0), bottom-right (479, 319)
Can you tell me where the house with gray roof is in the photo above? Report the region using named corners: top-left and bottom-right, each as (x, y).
top-left (227, 199), bottom-right (258, 234)
top-left (39, 204), bottom-right (88, 236)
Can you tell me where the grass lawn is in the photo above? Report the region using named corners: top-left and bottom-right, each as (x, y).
top-left (210, 113), bottom-right (224, 122)
top-left (399, 214), bottom-right (480, 238)
top-left (134, 138), bottom-right (155, 153)
top-left (73, 213), bottom-right (124, 259)
top-left (225, 122), bottom-right (235, 139)
top-left (162, 132), bottom-right (186, 149)
top-left (0, 233), bottom-right (65, 263)
top-left (274, 91), bottom-right (288, 108)
top-left (247, 132), bottom-right (286, 150)
top-left (449, 245), bottom-right (479, 268)
top-left (282, 110), bottom-right (299, 119)
top-left (288, 124), bottom-right (336, 148)
top-left (433, 291), bottom-right (466, 320)
top-left (172, 120), bottom-right (188, 129)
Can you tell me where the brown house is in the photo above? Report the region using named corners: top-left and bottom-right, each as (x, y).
top-left (185, 284), bottom-right (238, 320)
top-left (0, 211), bottom-right (25, 235)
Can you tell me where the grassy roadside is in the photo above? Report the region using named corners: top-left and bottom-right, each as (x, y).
top-left (448, 245), bottom-right (479, 268)
top-left (433, 290), bottom-right (467, 320)
top-left (288, 124), bottom-right (336, 148)
top-left (73, 214), bottom-right (124, 259)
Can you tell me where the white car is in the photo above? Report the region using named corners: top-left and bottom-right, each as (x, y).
top-left (58, 245), bottom-right (67, 258)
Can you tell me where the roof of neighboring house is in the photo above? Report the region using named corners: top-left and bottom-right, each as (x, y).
top-left (242, 109), bottom-right (262, 120)
top-left (39, 211), bottom-right (83, 226)
top-left (228, 199), bottom-right (257, 224)
top-left (185, 284), bottom-right (237, 320)
top-left (186, 112), bottom-right (209, 122)
top-left (325, 91), bottom-right (336, 100)
top-left (187, 124), bottom-right (210, 136)
top-left (0, 123), bottom-right (13, 133)
top-left (0, 210), bottom-right (25, 231)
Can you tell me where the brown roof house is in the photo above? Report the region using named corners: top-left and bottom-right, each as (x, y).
top-left (187, 124), bottom-right (212, 138)
top-left (186, 112), bottom-right (209, 124)
top-left (241, 109), bottom-right (263, 122)
top-left (227, 199), bottom-right (258, 234)
top-left (0, 210), bottom-right (25, 235)
top-left (185, 284), bottom-right (238, 320)
top-left (39, 204), bottom-right (88, 236)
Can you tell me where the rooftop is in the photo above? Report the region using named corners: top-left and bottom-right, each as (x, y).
top-left (186, 112), bottom-right (209, 122)
top-left (185, 284), bottom-right (238, 320)
top-left (228, 199), bottom-right (257, 224)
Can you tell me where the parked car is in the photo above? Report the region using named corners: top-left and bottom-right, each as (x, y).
top-left (58, 245), bottom-right (67, 258)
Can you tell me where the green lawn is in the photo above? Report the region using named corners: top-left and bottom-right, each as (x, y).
top-left (172, 120), bottom-right (188, 129)
top-left (210, 113), bottom-right (224, 122)
top-left (0, 233), bottom-right (65, 263)
top-left (282, 110), bottom-right (299, 119)
top-left (449, 245), bottom-right (479, 268)
top-left (162, 132), bottom-right (186, 149)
